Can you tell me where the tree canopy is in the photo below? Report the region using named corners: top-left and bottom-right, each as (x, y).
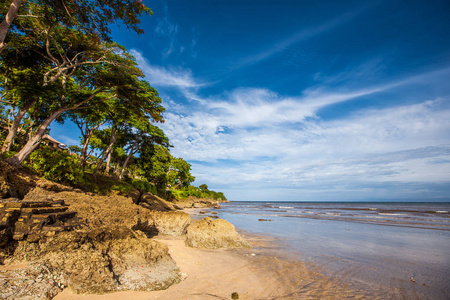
top-left (0, 0), bottom-right (226, 201)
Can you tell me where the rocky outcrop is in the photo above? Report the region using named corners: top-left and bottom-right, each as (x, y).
top-left (0, 226), bottom-right (181, 298)
top-left (185, 217), bottom-right (251, 249)
top-left (0, 159), bottom-right (236, 298)
top-left (0, 161), bottom-right (185, 298)
top-left (40, 226), bottom-right (181, 293)
top-left (152, 211), bottom-right (191, 236)
top-left (0, 198), bottom-right (79, 247)
top-left (173, 196), bottom-right (223, 209)
top-left (139, 193), bottom-right (182, 211)
top-left (0, 160), bottom-right (36, 199)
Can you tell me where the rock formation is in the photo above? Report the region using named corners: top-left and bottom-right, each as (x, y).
top-left (0, 198), bottom-right (79, 246)
top-left (173, 196), bottom-right (223, 209)
top-left (1, 226), bottom-right (181, 298)
top-left (152, 211), bottom-right (191, 236)
top-left (139, 193), bottom-right (182, 211)
top-left (185, 217), bottom-right (251, 249)
top-left (0, 162), bottom-right (184, 298)
top-left (0, 160), bottom-right (233, 298)
top-left (39, 226), bottom-right (181, 294)
top-left (0, 160), bottom-right (36, 199)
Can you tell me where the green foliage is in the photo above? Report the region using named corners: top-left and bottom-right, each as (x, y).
top-left (171, 185), bottom-right (227, 201)
top-left (0, 0), bottom-right (228, 202)
top-left (127, 178), bottom-right (157, 195)
top-left (168, 157), bottom-right (195, 188)
top-left (68, 145), bottom-right (82, 155)
top-left (138, 144), bottom-right (171, 194)
top-left (1, 151), bottom-right (17, 160)
top-left (28, 146), bottom-right (84, 185)
top-left (81, 174), bottom-right (136, 195)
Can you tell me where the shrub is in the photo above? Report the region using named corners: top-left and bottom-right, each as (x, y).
top-left (130, 179), bottom-right (157, 195)
top-left (28, 147), bottom-right (85, 185)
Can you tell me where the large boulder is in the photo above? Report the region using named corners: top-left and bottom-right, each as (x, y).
top-left (185, 217), bottom-right (251, 249)
top-left (152, 211), bottom-right (191, 236)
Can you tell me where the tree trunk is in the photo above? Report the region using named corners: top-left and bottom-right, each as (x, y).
top-left (18, 123), bottom-right (31, 148)
top-left (105, 151), bottom-right (112, 174)
top-left (80, 129), bottom-right (94, 168)
top-left (93, 126), bottom-right (116, 175)
top-left (119, 143), bottom-right (139, 181)
top-left (1, 100), bottom-right (35, 153)
top-left (6, 107), bottom-right (67, 166)
top-left (5, 91), bottom-right (102, 167)
top-left (0, 0), bottom-right (23, 53)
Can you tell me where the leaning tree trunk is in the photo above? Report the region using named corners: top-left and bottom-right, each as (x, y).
top-left (0, 0), bottom-right (23, 53)
top-left (1, 100), bottom-right (35, 153)
top-left (6, 108), bottom-right (67, 167)
top-left (6, 92), bottom-right (102, 167)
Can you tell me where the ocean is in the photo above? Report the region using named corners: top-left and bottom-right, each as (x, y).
top-left (202, 201), bottom-right (450, 299)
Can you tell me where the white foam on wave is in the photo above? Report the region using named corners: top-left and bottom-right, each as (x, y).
top-left (436, 210), bottom-right (448, 213)
top-left (378, 213), bottom-right (406, 216)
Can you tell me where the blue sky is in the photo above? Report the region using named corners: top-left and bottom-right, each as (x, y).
top-left (53, 0), bottom-right (450, 201)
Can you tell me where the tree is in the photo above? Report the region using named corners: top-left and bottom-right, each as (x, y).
top-left (0, 0), bottom-right (23, 53)
top-left (1, 0), bottom-right (156, 163)
top-left (118, 124), bottom-right (168, 181)
top-left (5, 42), bottom-right (148, 166)
top-left (90, 79), bottom-right (165, 176)
top-left (138, 144), bottom-right (171, 194)
top-left (0, 46), bottom-right (51, 153)
top-left (1, 0), bottom-right (151, 53)
top-left (68, 105), bottom-right (108, 168)
top-left (168, 157), bottom-right (195, 189)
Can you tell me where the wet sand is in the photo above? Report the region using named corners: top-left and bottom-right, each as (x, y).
top-left (54, 233), bottom-right (362, 300)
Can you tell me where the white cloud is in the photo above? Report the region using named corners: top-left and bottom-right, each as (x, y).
top-left (162, 90), bottom-right (450, 199)
top-left (131, 47), bottom-right (450, 200)
top-left (131, 49), bottom-right (204, 89)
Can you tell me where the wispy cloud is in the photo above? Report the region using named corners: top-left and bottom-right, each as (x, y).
top-left (159, 62), bottom-right (450, 200)
top-left (235, 4), bottom-right (373, 69)
top-left (165, 97), bottom-right (450, 195)
top-left (154, 6), bottom-right (180, 58)
top-left (131, 49), bottom-right (204, 89)
top-left (204, 66), bottom-right (450, 129)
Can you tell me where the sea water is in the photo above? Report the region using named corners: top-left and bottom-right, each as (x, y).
top-left (207, 201), bottom-right (450, 299)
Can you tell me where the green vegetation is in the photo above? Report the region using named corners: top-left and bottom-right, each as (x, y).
top-left (0, 0), bottom-right (226, 201)
top-left (171, 185), bottom-right (227, 201)
top-left (28, 146), bottom-right (85, 186)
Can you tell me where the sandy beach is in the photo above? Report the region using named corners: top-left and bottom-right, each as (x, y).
top-left (52, 233), bottom-right (358, 300)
